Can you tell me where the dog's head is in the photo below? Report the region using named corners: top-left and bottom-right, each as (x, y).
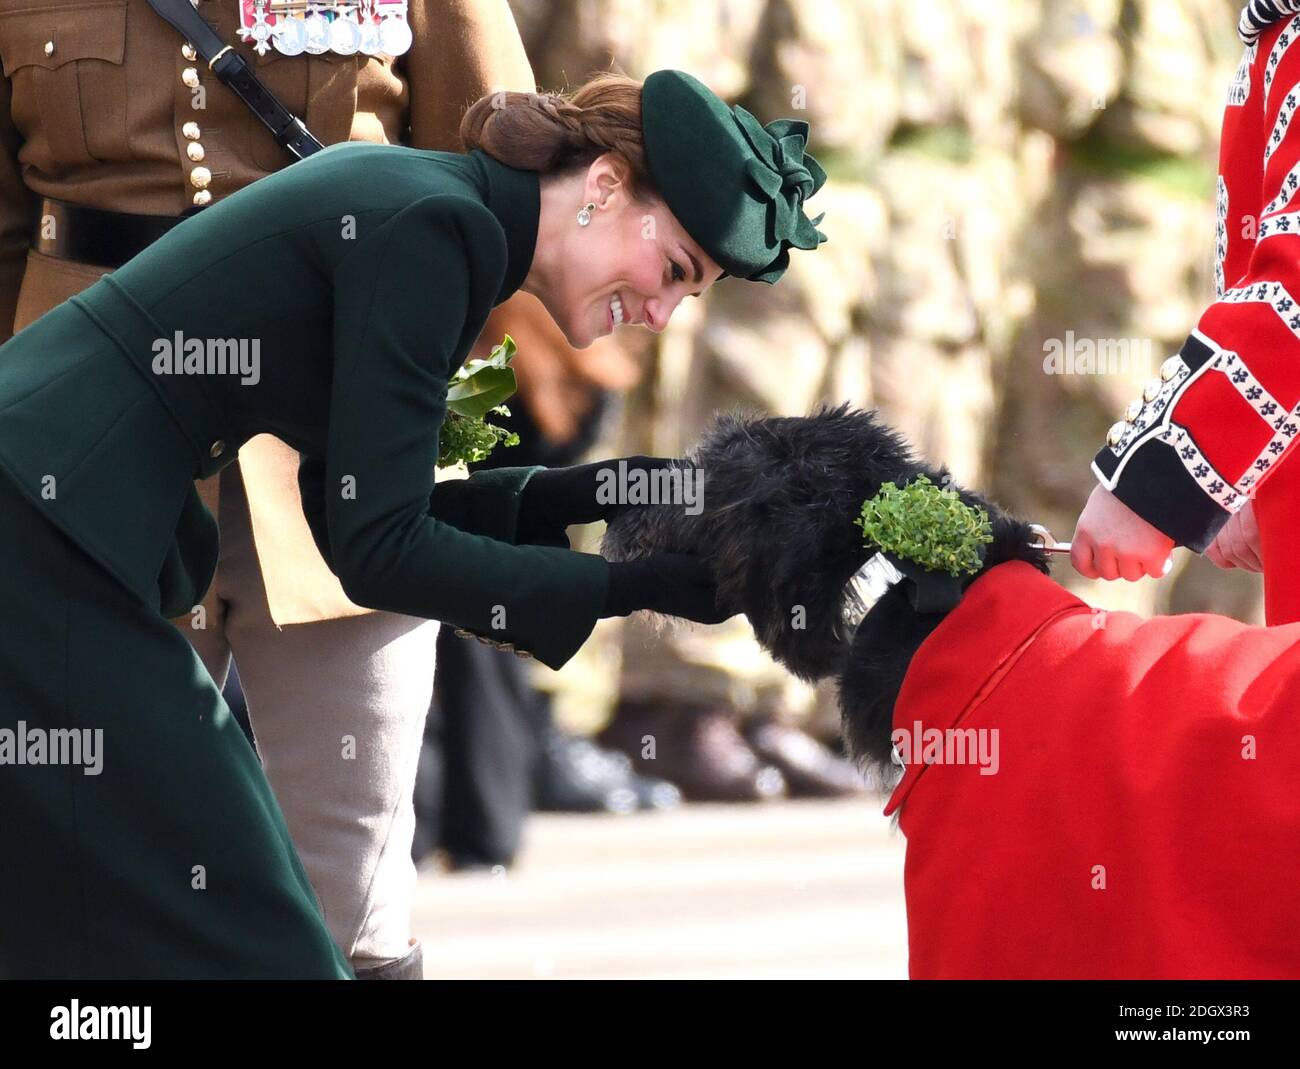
top-left (603, 404), bottom-right (1049, 770)
top-left (604, 404), bottom-right (940, 678)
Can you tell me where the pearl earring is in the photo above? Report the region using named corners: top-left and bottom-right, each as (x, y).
top-left (577, 202), bottom-right (596, 226)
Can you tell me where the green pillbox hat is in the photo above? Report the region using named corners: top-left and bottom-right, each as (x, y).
top-left (640, 69), bottom-right (828, 284)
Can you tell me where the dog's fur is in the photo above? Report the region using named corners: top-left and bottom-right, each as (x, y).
top-left (602, 404), bottom-right (1050, 783)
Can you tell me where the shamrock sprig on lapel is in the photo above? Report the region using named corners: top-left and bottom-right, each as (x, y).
top-left (437, 335), bottom-right (521, 468)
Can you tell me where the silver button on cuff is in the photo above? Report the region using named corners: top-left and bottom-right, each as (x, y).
top-left (209, 440), bottom-right (225, 459)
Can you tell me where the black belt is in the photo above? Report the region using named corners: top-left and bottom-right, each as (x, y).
top-left (31, 197), bottom-right (196, 268)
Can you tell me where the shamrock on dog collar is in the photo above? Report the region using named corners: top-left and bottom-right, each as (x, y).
top-left (837, 475), bottom-right (993, 637)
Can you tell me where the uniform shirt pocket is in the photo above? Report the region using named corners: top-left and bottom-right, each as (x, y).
top-left (0, 0), bottom-right (130, 167)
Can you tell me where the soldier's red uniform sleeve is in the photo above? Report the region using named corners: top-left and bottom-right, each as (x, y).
top-left (1093, 19), bottom-right (1300, 551)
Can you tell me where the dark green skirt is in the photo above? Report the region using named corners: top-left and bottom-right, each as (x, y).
top-left (0, 334), bottom-right (351, 978)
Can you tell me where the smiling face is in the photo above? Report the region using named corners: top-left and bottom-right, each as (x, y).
top-left (525, 153), bottom-right (726, 349)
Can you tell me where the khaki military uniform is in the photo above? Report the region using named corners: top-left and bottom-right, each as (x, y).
top-left (0, 0), bottom-right (537, 972)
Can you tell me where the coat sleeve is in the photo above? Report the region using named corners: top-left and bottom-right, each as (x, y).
top-left (308, 194), bottom-right (609, 669)
top-left (299, 457), bottom-right (554, 556)
top-left (1092, 32), bottom-right (1300, 551)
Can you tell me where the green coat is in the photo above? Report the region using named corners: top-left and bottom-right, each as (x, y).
top-left (0, 144), bottom-right (609, 669)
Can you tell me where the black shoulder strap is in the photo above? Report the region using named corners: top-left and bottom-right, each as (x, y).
top-left (145, 0), bottom-right (325, 161)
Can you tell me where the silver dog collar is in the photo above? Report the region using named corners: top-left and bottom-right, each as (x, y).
top-left (837, 554), bottom-right (905, 640)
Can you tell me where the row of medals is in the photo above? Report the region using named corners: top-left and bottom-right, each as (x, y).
top-left (238, 0), bottom-right (413, 57)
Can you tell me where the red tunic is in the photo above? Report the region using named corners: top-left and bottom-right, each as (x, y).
top-left (884, 561), bottom-right (1300, 978)
top-left (1092, 10), bottom-right (1300, 623)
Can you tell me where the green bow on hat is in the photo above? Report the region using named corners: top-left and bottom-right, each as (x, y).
top-left (641, 70), bottom-right (829, 285)
top-left (733, 108), bottom-right (828, 266)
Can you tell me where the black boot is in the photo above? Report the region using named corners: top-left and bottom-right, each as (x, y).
top-left (535, 726), bottom-right (682, 813)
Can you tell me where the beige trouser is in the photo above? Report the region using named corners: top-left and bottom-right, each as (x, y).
top-left (182, 463), bottom-right (438, 969)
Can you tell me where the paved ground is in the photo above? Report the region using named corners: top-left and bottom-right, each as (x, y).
top-left (412, 797), bottom-right (909, 979)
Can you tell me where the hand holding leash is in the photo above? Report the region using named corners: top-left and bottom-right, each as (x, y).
top-left (1069, 483), bottom-right (1175, 581)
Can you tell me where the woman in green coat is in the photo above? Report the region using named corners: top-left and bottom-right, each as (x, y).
top-left (0, 69), bottom-right (827, 978)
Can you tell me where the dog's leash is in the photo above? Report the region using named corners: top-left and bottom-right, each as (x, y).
top-left (1029, 521), bottom-right (1173, 576)
top-left (1027, 524), bottom-right (1072, 555)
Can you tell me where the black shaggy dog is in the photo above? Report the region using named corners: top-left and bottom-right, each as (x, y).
top-left (602, 409), bottom-right (1300, 979)
top-left (601, 403), bottom-right (1049, 785)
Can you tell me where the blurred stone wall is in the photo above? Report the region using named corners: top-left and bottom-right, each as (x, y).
top-left (506, 0), bottom-right (1266, 726)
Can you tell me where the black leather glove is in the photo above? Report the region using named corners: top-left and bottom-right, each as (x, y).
top-left (601, 553), bottom-right (736, 625)
top-left (516, 455), bottom-right (676, 546)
